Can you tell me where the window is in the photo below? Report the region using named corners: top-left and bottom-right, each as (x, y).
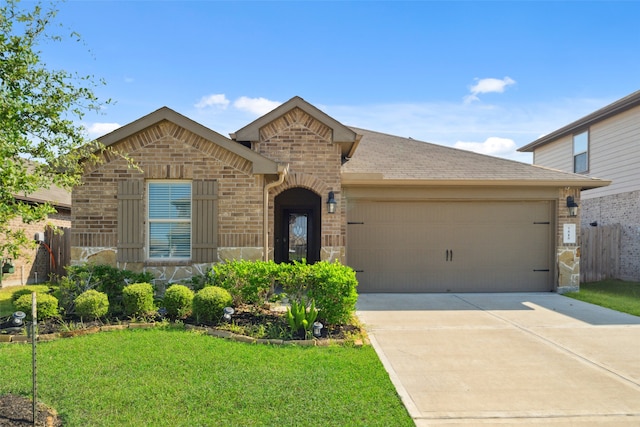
top-left (148, 182), bottom-right (191, 259)
top-left (573, 130), bottom-right (588, 173)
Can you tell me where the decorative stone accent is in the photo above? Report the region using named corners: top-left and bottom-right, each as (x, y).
top-left (557, 246), bottom-right (580, 293)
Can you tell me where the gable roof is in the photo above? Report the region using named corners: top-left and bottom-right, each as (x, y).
top-left (342, 128), bottom-right (610, 189)
top-left (231, 96), bottom-right (360, 158)
top-left (98, 107), bottom-right (279, 175)
top-left (518, 89), bottom-right (640, 152)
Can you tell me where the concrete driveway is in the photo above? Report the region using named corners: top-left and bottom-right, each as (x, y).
top-left (356, 293), bottom-right (640, 426)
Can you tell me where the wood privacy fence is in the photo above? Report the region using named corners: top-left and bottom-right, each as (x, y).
top-left (580, 224), bottom-right (621, 283)
top-left (45, 226), bottom-right (71, 279)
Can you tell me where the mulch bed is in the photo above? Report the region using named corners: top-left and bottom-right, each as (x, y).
top-left (0, 394), bottom-right (61, 427)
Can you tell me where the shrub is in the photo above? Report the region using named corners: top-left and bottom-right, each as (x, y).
top-left (209, 260), bottom-right (278, 305)
top-left (122, 283), bottom-right (156, 317)
top-left (278, 260), bottom-right (313, 301)
top-left (163, 284), bottom-right (194, 319)
top-left (74, 290), bottom-right (109, 320)
top-left (308, 261), bottom-right (358, 325)
top-left (11, 285), bottom-right (52, 303)
top-left (58, 264), bottom-right (153, 316)
top-left (192, 286), bottom-right (232, 324)
top-left (14, 293), bottom-right (60, 320)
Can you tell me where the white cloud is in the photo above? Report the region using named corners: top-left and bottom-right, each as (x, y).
top-left (454, 137), bottom-right (517, 157)
top-left (233, 96), bottom-right (281, 116)
top-left (464, 76), bottom-right (516, 103)
top-left (86, 122), bottom-right (121, 137)
top-left (195, 94), bottom-right (230, 110)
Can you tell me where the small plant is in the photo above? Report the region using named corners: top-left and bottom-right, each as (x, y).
top-left (74, 290), bottom-right (109, 320)
top-left (286, 299), bottom-right (318, 339)
top-left (122, 283), bottom-right (156, 317)
top-left (10, 285), bottom-right (52, 304)
top-left (14, 293), bottom-right (60, 320)
top-left (163, 284), bottom-right (194, 319)
top-left (192, 286), bottom-right (232, 324)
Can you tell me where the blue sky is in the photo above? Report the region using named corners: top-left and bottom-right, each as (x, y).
top-left (36, 0), bottom-right (640, 162)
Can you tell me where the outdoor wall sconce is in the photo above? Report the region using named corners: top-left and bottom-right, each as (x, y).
top-left (327, 191), bottom-right (337, 214)
top-left (223, 307), bottom-right (235, 322)
top-left (312, 321), bottom-right (323, 338)
top-left (566, 196), bottom-right (579, 217)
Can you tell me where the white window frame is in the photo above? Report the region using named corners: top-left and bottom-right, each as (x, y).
top-left (147, 180), bottom-right (192, 260)
top-left (573, 130), bottom-right (589, 173)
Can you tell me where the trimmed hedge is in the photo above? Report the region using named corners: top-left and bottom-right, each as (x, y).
top-left (208, 259), bottom-right (358, 325)
top-left (163, 284), bottom-right (194, 319)
top-left (14, 293), bottom-right (60, 320)
top-left (192, 286), bottom-right (232, 324)
top-left (74, 290), bottom-right (109, 320)
top-left (122, 283), bottom-right (156, 317)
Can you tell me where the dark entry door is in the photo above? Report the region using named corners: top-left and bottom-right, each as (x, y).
top-left (283, 209), bottom-right (312, 263)
top-left (274, 188), bottom-right (321, 264)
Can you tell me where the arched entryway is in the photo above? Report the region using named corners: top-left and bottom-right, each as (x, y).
top-left (274, 188), bottom-right (321, 263)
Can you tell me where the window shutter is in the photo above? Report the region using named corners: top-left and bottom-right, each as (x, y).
top-left (192, 180), bottom-right (218, 263)
top-left (117, 180), bottom-right (144, 262)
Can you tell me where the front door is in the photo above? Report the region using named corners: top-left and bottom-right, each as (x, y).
top-left (274, 188), bottom-right (321, 263)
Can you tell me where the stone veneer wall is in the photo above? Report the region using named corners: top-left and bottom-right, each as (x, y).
top-left (71, 120), bottom-right (267, 286)
top-left (1, 211), bottom-right (70, 287)
top-left (256, 107), bottom-right (345, 263)
top-left (556, 187), bottom-right (582, 293)
top-left (580, 189), bottom-right (640, 281)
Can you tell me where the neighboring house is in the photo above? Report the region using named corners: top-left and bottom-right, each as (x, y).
top-left (1, 183), bottom-right (71, 287)
top-left (519, 90), bottom-right (640, 281)
top-left (71, 97), bottom-right (608, 293)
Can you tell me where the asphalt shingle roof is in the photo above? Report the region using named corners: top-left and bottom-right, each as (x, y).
top-left (342, 127), bottom-right (609, 188)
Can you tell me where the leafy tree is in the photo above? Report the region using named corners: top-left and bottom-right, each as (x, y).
top-left (0, 0), bottom-right (107, 259)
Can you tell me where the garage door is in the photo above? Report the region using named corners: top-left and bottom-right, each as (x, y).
top-left (347, 201), bottom-right (553, 293)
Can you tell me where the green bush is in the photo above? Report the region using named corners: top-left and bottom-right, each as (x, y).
top-left (278, 260), bottom-right (313, 301)
top-left (122, 283), bottom-right (156, 317)
top-left (163, 284), bottom-right (194, 319)
top-left (58, 264), bottom-right (153, 316)
top-left (307, 261), bottom-right (358, 325)
top-left (14, 293), bottom-right (60, 320)
top-left (209, 260), bottom-right (278, 305)
top-left (192, 286), bottom-right (232, 324)
top-left (11, 285), bottom-right (52, 303)
top-left (74, 290), bottom-right (109, 320)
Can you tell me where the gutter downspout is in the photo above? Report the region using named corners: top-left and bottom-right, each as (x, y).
top-left (263, 164), bottom-right (289, 261)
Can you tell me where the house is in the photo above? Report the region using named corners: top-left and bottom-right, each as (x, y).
top-left (71, 97), bottom-right (609, 293)
top-left (519, 90), bottom-right (640, 281)
top-left (1, 182), bottom-right (71, 287)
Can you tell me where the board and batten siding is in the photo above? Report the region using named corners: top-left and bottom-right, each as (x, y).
top-left (192, 180), bottom-right (219, 263)
top-left (117, 180), bottom-right (144, 262)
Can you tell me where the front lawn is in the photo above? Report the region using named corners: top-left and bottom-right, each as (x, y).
top-left (0, 327), bottom-right (413, 426)
top-left (564, 279), bottom-right (640, 317)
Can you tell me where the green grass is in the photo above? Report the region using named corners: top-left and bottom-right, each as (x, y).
top-left (0, 327), bottom-right (413, 426)
top-left (564, 279), bottom-right (640, 317)
top-left (0, 284), bottom-right (53, 317)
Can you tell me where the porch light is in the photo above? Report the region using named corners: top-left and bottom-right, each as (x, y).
top-left (566, 196), bottom-right (579, 217)
top-left (223, 307), bottom-right (235, 322)
top-left (327, 191), bottom-right (337, 214)
top-left (312, 321), bottom-right (323, 338)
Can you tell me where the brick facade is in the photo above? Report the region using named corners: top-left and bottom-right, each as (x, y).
top-left (72, 120), bottom-right (266, 284)
top-left (256, 108), bottom-right (345, 262)
top-left (1, 211), bottom-right (70, 287)
top-left (581, 190), bottom-right (640, 281)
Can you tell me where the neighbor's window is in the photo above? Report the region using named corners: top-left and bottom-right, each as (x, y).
top-left (573, 130), bottom-right (589, 173)
top-left (148, 181), bottom-right (191, 259)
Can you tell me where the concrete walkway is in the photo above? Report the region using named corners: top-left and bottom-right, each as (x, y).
top-left (356, 293), bottom-right (640, 426)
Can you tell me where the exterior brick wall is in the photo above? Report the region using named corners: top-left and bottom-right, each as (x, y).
top-left (71, 120), bottom-right (265, 283)
top-left (1, 211), bottom-right (70, 287)
top-left (256, 108), bottom-right (345, 262)
top-left (557, 187), bottom-right (581, 292)
top-left (581, 190), bottom-right (640, 281)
